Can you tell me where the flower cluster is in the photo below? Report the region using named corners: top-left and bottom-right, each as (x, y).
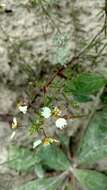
top-left (41, 106), bottom-right (67, 129)
top-left (32, 106), bottom-right (68, 149)
top-left (10, 103), bottom-right (68, 144)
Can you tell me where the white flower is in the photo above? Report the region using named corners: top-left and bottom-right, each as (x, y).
top-left (41, 107), bottom-right (51, 118)
top-left (33, 139), bottom-right (42, 149)
top-left (10, 131), bottom-right (16, 140)
top-left (18, 105), bottom-right (27, 114)
top-left (55, 118), bottom-right (67, 129)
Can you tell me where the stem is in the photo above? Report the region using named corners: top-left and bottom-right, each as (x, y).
top-left (41, 127), bottom-right (47, 137)
top-left (63, 114), bottom-right (88, 120)
top-left (43, 25), bottom-right (105, 93)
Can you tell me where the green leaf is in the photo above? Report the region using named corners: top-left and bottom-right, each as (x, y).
top-left (15, 176), bottom-right (64, 190)
top-left (77, 108), bottom-right (107, 164)
top-left (8, 146), bottom-right (40, 172)
top-left (74, 169), bottom-right (107, 190)
top-left (64, 73), bottom-right (106, 102)
top-left (43, 96), bottom-right (53, 107)
top-left (58, 133), bottom-right (70, 150)
top-left (73, 94), bottom-right (92, 102)
top-left (36, 144), bottom-right (70, 171)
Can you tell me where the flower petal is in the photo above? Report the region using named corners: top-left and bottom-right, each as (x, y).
top-left (33, 139), bottom-right (42, 149)
top-left (10, 131), bottom-right (16, 140)
top-left (12, 117), bottom-right (18, 129)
